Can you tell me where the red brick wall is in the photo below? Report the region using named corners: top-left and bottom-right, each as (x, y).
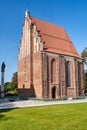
top-left (18, 16), bottom-right (84, 98)
top-left (18, 17), bottom-right (43, 98)
top-left (47, 55), bottom-right (59, 98)
top-left (33, 52), bottom-right (42, 98)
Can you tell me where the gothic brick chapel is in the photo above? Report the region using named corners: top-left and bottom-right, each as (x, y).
top-left (18, 10), bottom-right (84, 98)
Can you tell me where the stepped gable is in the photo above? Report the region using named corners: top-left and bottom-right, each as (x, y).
top-left (31, 16), bottom-right (81, 59)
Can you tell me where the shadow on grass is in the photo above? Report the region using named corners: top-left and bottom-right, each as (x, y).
top-left (0, 114), bottom-right (14, 121)
top-left (0, 108), bottom-right (13, 113)
top-left (0, 108), bottom-right (17, 120)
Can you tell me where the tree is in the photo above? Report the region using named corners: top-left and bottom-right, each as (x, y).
top-left (81, 47), bottom-right (87, 59)
top-left (81, 47), bottom-right (87, 94)
top-left (11, 72), bottom-right (18, 84)
top-left (11, 72), bottom-right (18, 90)
top-left (4, 82), bottom-right (11, 94)
top-left (84, 73), bottom-right (87, 93)
top-left (4, 72), bottom-right (18, 96)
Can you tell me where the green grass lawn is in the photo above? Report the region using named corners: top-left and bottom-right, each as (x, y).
top-left (0, 103), bottom-right (87, 130)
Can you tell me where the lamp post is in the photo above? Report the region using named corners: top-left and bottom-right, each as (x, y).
top-left (1, 62), bottom-right (6, 98)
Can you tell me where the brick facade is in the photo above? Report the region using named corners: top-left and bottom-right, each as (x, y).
top-left (18, 10), bottom-right (84, 98)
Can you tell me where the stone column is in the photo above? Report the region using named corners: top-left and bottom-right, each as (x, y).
top-left (1, 62), bottom-right (6, 98)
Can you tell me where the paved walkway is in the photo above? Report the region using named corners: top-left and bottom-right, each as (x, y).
top-left (0, 98), bottom-right (87, 109)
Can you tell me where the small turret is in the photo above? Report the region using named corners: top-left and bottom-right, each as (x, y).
top-left (25, 9), bottom-right (30, 18)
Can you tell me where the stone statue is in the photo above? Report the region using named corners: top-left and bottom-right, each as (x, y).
top-left (1, 62), bottom-right (6, 72)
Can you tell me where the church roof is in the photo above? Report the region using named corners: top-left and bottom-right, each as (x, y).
top-left (31, 16), bottom-right (81, 59)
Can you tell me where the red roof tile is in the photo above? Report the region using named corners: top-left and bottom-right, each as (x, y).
top-left (31, 17), bottom-right (81, 59)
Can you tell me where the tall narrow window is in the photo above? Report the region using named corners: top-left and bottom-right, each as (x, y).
top-left (24, 73), bottom-right (28, 82)
top-left (66, 61), bottom-right (70, 87)
top-left (51, 59), bottom-right (56, 83)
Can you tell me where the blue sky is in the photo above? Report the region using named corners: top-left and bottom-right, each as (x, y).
top-left (0, 0), bottom-right (87, 82)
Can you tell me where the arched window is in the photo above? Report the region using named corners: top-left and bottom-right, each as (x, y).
top-left (51, 59), bottom-right (56, 83)
top-left (23, 84), bottom-right (25, 89)
top-left (66, 61), bottom-right (70, 87)
top-left (24, 73), bottom-right (28, 82)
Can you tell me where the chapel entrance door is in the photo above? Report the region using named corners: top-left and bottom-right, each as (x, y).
top-left (52, 86), bottom-right (56, 98)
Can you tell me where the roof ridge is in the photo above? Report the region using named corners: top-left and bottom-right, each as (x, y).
top-left (31, 16), bottom-right (64, 29)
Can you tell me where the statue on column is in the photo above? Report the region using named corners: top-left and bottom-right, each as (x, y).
top-left (1, 62), bottom-right (6, 98)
